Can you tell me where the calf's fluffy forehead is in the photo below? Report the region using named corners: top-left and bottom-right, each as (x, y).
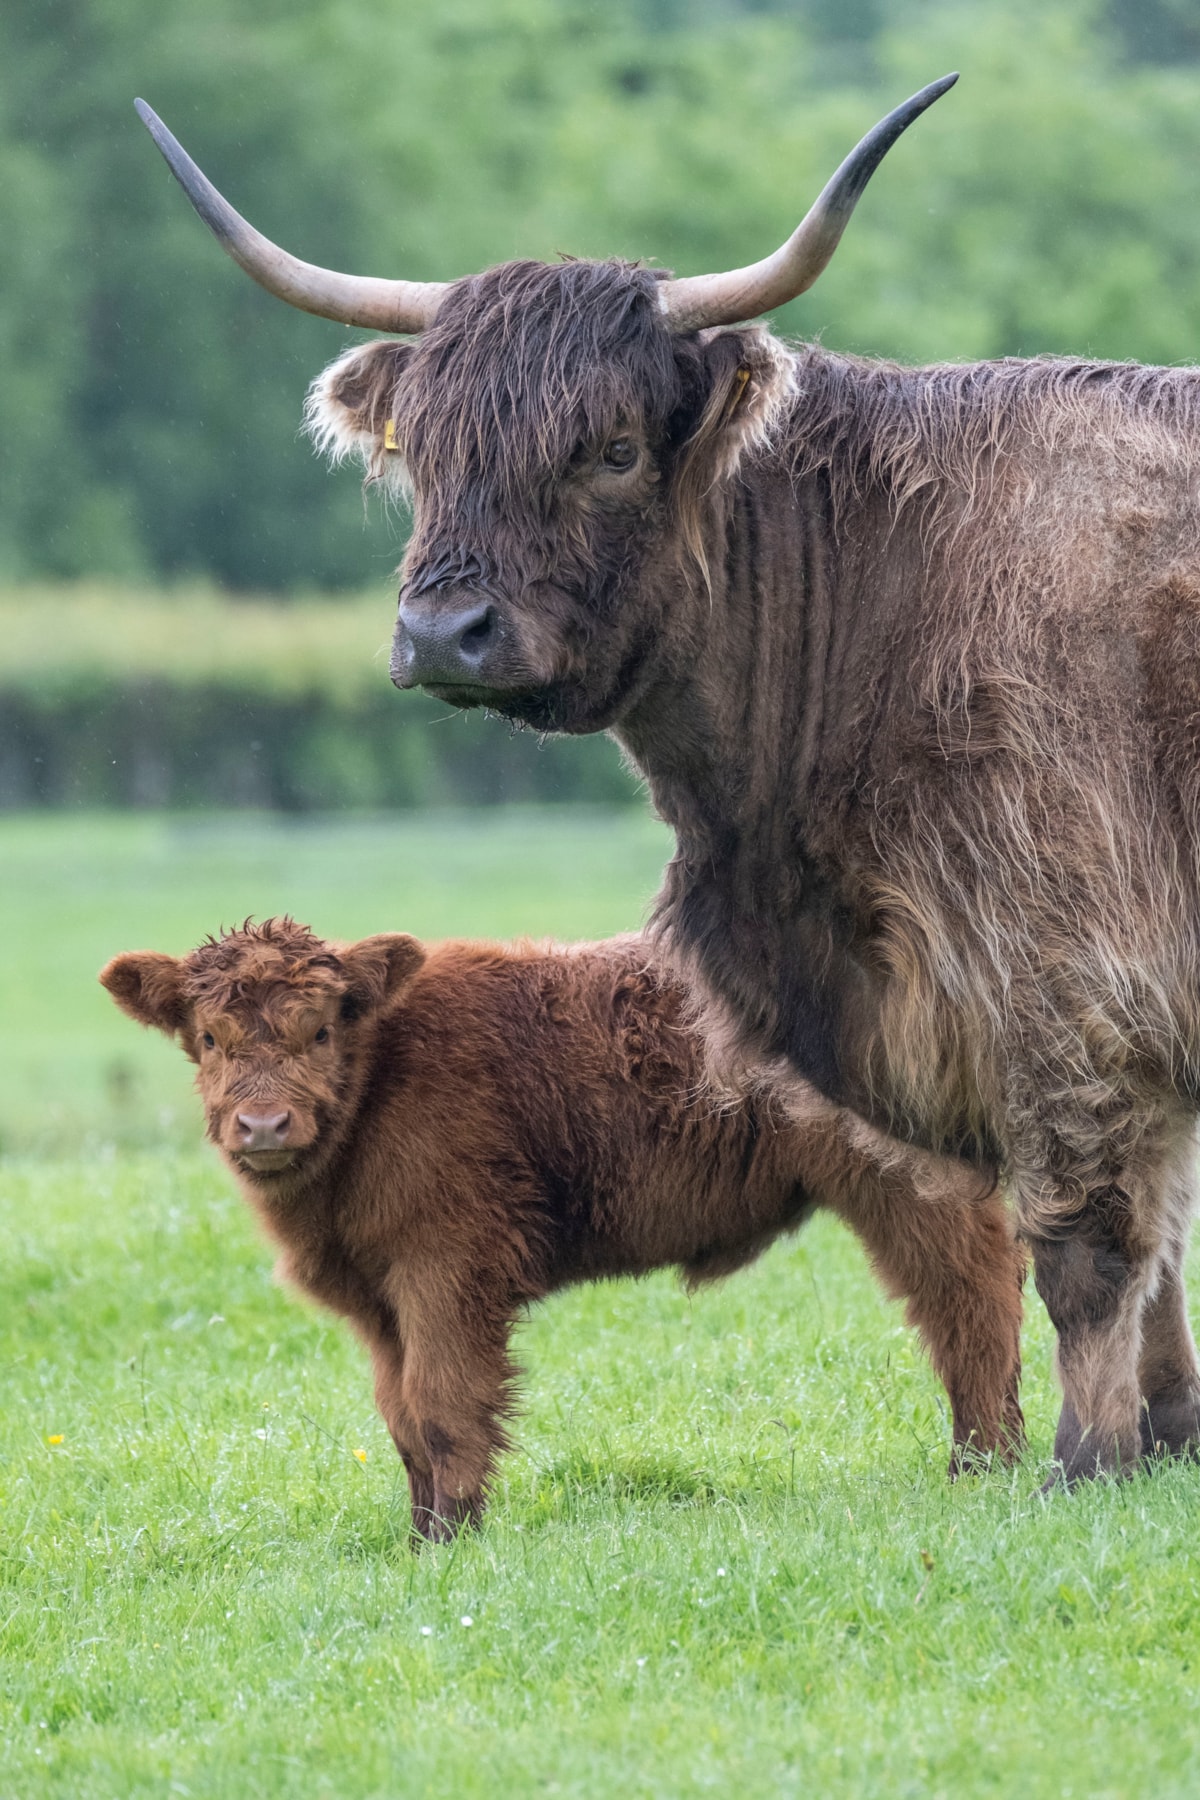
top-left (183, 920), bottom-right (345, 1013)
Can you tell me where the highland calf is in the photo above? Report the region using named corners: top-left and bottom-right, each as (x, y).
top-left (101, 919), bottom-right (1023, 1540)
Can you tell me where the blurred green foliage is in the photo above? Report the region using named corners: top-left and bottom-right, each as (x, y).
top-left (0, 586), bottom-right (638, 808)
top-left (2, 0), bottom-right (1200, 591)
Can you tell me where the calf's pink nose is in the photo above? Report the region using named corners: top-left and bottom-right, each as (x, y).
top-left (236, 1110), bottom-right (292, 1151)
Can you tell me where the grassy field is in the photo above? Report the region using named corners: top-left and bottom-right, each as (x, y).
top-left (6, 812), bottom-right (1200, 1796)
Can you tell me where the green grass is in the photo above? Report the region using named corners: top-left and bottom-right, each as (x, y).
top-left (5, 811), bottom-right (1200, 1796)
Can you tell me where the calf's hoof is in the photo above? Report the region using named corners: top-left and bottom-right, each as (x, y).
top-left (947, 1403), bottom-right (1026, 1479)
top-left (411, 1490), bottom-right (485, 1546)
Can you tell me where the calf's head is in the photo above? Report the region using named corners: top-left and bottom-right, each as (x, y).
top-left (100, 919), bottom-right (424, 1181)
top-left (135, 77), bottom-right (956, 734)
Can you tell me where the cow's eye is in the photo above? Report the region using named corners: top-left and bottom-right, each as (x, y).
top-left (602, 438), bottom-right (637, 471)
top-left (202, 1032), bottom-right (215, 1049)
top-left (314, 1026), bottom-right (329, 1045)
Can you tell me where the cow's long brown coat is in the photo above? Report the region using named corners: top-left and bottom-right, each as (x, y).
top-left (101, 919), bottom-right (1024, 1539)
top-left (308, 264), bottom-right (1200, 1485)
top-left (135, 79), bottom-right (1200, 1485)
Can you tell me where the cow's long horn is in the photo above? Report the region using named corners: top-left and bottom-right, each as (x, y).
top-left (659, 74), bottom-right (958, 332)
top-left (134, 100), bottom-right (447, 334)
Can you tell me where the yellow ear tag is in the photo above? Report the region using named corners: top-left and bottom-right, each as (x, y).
top-left (383, 418), bottom-right (399, 452)
top-left (731, 367), bottom-right (752, 408)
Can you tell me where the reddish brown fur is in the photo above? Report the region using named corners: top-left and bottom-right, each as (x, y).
top-left (101, 919), bottom-right (1024, 1541)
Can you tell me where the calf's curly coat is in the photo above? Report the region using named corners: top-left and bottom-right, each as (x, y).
top-left (101, 918), bottom-right (1024, 1540)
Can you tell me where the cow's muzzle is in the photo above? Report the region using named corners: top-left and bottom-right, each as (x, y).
top-left (391, 592), bottom-right (501, 692)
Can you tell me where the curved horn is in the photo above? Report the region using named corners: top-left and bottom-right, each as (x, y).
top-left (134, 100), bottom-right (447, 334)
top-left (659, 73), bottom-right (958, 332)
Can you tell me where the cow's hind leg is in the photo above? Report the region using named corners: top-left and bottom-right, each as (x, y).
top-left (1139, 1146), bottom-right (1200, 1458)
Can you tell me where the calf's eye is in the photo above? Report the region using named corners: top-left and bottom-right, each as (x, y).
top-left (202, 1032), bottom-right (215, 1049)
top-left (602, 437), bottom-right (637, 471)
top-left (314, 1026), bottom-right (329, 1045)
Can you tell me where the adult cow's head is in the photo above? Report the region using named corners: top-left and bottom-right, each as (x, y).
top-left (136, 77), bottom-right (955, 733)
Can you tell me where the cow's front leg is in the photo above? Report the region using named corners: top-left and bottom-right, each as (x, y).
top-left (1139, 1193), bottom-right (1200, 1458)
top-left (1029, 1218), bottom-right (1151, 1484)
top-left (1020, 1135), bottom-right (1171, 1487)
top-left (403, 1335), bottom-right (516, 1542)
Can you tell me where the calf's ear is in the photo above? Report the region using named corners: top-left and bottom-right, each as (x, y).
top-left (99, 951), bottom-right (190, 1035)
top-left (304, 340), bottom-right (416, 487)
top-left (338, 933), bottom-right (426, 1019)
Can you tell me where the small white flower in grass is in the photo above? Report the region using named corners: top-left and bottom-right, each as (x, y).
top-left (460, 1615), bottom-right (473, 1628)
top-left (254, 1428), bottom-right (267, 1440)
top-left (716, 1567), bottom-right (727, 1578)
top-left (420, 1626), bottom-right (433, 1637)
top-left (636, 1656), bottom-right (648, 1667)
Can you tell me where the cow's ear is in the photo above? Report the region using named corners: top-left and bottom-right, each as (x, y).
top-left (671, 325), bottom-right (795, 492)
top-left (338, 933), bottom-right (426, 1020)
top-left (305, 340), bottom-right (416, 483)
top-left (99, 951), bottom-right (190, 1036)
top-left (668, 327), bottom-right (795, 583)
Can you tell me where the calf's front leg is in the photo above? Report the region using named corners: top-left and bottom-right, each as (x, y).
top-left (385, 1265), bottom-right (518, 1543)
top-left (368, 1337), bottom-right (437, 1535)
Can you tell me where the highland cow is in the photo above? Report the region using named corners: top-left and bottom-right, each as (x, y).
top-left (101, 920), bottom-right (1024, 1540)
top-left (134, 77), bottom-right (1200, 1482)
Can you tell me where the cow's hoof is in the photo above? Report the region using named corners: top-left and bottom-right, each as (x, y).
top-left (1140, 1389), bottom-right (1200, 1462)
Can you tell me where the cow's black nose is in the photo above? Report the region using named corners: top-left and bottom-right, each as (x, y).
top-left (391, 597), bottom-right (498, 689)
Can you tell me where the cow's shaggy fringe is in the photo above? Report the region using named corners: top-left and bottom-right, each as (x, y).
top-left (305, 260), bottom-right (795, 592)
top-left (184, 917), bottom-right (345, 1013)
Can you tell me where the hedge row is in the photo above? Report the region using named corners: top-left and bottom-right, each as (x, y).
top-left (0, 586), bottom-right (637, 809)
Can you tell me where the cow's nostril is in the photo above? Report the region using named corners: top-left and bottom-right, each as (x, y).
top-left (457, 602), bottom-right (496, 657)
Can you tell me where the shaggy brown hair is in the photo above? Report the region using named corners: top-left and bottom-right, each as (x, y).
top-left (307, 269), bottom-right (1200, 1486)
top-left (101, 922), bottom-right (1024, 1542)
